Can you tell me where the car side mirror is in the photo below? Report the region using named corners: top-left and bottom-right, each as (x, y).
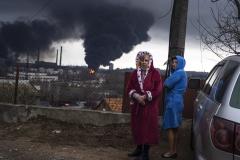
top-left (188, 78), bottom-right (201, 90)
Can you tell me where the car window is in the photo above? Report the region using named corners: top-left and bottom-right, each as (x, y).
top-left (202, 66), bottom-right (218, 91)
top-left (202, 64), bottom-right (223, 95)
top-left (230, 73), bottom-right (240, 109)
top-left (215, 61), bottom-right (239, 103)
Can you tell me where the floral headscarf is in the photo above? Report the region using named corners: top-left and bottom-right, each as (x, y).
top-left (136, 51), bottom-right (153, 93)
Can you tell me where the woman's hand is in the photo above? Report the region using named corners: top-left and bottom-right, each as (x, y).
top-left (133, 93), bottom-right (146, 106)
top-left (138, 95), bottom-right (146, 106)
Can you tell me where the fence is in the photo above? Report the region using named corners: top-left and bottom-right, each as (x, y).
top-left (0, 79), bottom-right (39, 105)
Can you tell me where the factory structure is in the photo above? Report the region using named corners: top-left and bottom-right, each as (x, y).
top-left (0, 46), bottom-right (114, 82)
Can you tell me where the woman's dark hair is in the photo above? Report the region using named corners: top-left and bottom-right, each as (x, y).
top-left (171, 56), bottom-right (177, 61)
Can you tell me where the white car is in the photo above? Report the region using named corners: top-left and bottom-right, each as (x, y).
top-left (193, 55), bottom-right (240, 160)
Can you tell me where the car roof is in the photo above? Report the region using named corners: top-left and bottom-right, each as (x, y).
top-left (223, 55), bottom-right (240, 62)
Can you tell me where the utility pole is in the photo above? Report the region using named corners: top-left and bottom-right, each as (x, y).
top-left (37, 48), bottom-right (40, 72)
top-left (26, 52), bottom-right (29, 80)
top-left (56, 49), bottom-right (58, 66)
top-left (162, 0), bottom-right (189, 113)
top-left (166, 0), bottom-right (189, 77)
top-left (14, 63), bottom-right (19, 104)
top-left (60, 46), bottom-right (62, 67)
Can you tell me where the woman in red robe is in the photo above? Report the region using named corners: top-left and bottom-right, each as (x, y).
top-left (127, 51), bottom-right (163, 160)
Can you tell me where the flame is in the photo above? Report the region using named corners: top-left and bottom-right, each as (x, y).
top-left (89, 68), bottom-right (96, 75)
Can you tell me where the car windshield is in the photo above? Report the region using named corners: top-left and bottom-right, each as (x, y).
top-left (230, 73), bottom-right (240, 109)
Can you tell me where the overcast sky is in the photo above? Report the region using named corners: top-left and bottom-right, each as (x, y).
top-left (0, 0), bottom-right (230, 71)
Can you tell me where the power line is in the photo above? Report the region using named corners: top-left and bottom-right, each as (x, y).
top-left (158, 0), bottom-right (173, 19)
top-left (29, 0), bottom-right (55, 21)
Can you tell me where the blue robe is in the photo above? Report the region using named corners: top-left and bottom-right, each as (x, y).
top-left (163, 56), bottom-right (188, 129)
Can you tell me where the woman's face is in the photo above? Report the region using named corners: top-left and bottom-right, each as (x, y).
top-left (139, 54), bottom-right (150, 70)
top-left (171, 58), bottom-right (178, 70)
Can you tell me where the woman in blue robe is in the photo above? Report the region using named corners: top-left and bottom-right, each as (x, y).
top-left (161, 56), bottom-right (187, 158)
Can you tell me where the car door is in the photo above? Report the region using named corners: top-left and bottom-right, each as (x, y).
top-left (193, 62), bottom-right (225, 157)
top-left (201, 61), bottom-right (240, 159)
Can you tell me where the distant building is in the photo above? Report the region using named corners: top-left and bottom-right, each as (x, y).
top-left (7, 72), bottom-right (58, 81)
top-left (109, 63), bottom-right (114, 70)
top-left (35, 61), bottom-right (57, 68)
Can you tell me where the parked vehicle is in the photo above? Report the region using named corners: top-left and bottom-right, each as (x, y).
top-left (192, 55), bottom-right (240, 160)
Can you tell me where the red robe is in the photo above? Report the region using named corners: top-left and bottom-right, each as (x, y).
top-left (127, 67), bottom-right (163, 145)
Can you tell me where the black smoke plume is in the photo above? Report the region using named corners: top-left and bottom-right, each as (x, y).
top-left (49, 0), bottom-right (154, 69)
top-left (0, 20), bottom-right (59, 57)
top-left (0, 0), bottom-right (154, 69)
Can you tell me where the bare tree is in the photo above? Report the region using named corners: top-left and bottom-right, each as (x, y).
top-left (199, 0), bottom-right (240, 57)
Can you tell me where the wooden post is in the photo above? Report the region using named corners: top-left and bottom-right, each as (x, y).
top-left (166, 0), bottom-right (189, 77)
top-left (14, 63), bottom-right (19, 104)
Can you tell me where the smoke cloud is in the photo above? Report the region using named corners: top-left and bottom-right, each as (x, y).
top-left (0, 0), bottom-right (154, 69)
top-left (0, 20), bottom-right (59, 57)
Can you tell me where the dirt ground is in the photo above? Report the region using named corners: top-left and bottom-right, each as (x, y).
top-left (0, 117), bottom-right (193, 160)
